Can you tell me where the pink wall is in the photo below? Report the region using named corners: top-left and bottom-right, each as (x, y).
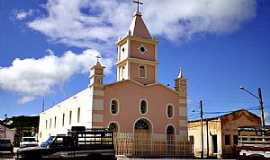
top-left (130, 63), bottom-right (156, 85)
top-left (94, 80), bottom-right (185, 134)
top-left (130, 40), bottom-right (156, 61)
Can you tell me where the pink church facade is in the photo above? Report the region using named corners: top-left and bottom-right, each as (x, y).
top-left (89, 9), bottom-right (189, 143)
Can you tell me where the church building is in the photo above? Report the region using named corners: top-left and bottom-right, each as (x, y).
top-left (39, 2), bottom-right (191, 156)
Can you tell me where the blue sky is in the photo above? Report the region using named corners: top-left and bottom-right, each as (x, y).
top-left (0, 0), bottom-right (269, 123)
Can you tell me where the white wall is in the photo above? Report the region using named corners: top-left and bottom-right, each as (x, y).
top-left (38, 88), bottom-right (93, 143)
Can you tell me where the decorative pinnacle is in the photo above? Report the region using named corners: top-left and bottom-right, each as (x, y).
top-left (177, 67), bottom-right (184, 78)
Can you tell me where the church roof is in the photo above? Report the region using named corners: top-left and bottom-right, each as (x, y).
top-left (104, 79), bottom-right (178, 95)
top-left (128, 12), bottom-right (152, 39)
top-left (188, 109), bottom-right (261, 123)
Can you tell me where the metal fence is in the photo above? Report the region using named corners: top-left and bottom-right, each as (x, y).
top-left (113, 132), bottom-right (193, 158)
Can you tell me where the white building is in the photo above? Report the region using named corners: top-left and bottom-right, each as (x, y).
top-left (39, 89), bottom-right (92, 143)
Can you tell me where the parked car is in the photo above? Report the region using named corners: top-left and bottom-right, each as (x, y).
top-left (0, 139), bottom-right (13, 153)
top-left (20, 137), bottom-right (38, 148)
top-left (17, 127), bottom-right (116, 160)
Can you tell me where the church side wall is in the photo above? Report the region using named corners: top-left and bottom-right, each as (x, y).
top-left (38, 88), bottom-right (93, 143)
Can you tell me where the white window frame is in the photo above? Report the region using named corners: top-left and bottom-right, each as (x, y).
top-left (110, 98), bottom-right (120, 116)
top-left (166, 103), bottom-right (175, 119)
top-left (139, 98), bottom-right (148, 115)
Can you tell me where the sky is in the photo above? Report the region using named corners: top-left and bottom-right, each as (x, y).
top-left (0, 0), bottom-right (269, 123)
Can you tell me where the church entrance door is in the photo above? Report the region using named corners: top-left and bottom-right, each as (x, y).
top-left (134, 118), bottom-right (152, 156)
top-left (167, 125), bottom-right (175, 155)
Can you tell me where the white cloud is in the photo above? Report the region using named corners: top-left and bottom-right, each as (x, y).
top-left (0, 49), bottom-right (113, 103)
top-left (26, 0), bottom-right (256, 48)
top-left (16, 10), bottom-right (33, 20)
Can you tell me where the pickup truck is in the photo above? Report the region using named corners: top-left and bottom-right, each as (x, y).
top-left (237, 126), bottom-right (270, 159)
top-left (16, 127), bottom-right (116, 160)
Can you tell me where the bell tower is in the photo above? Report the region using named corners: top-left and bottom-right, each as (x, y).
top-left (116, 0), bottom-right (158, 85)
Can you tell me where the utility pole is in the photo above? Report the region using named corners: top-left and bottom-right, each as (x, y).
top-left (42, 97), bottom-right (45, 112)
top-left (240, 86), bottom-right (265, 128)
top-left (200, 100), bottom-right (204, 159)
top-left (258, 88), bottom-right (265, 128)
top-left (206, 119), bottom-right (209, 158)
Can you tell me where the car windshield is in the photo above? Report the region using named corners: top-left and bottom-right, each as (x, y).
top-left (41, 136), bottom-right (55, 147)
top-left (0, 139), bottom-right (11, 147)
top-left (0, 139), bottom-right (11, 144)
top-left (22, 138), bottom-right (36, 142)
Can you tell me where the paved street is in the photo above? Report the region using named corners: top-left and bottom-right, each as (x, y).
top-left (0, 153), bottom-right (236, 160)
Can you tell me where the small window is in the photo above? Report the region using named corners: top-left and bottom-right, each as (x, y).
top-left (121, 66), bottom-right (125, 80)
top-left (233, 135), bottom-right (238, 145)
top-left (46, 120), bottom-right (48, 129)
top-left (167, 105), bottom-right (174, 118)
top-left (99, 79), bottom-right (103, 84)
top-left (77, 108), bottom-right (80, 123)
top-left (225, 135), bottom-right (231, 145)
top-left (54, 116), bottom-right (57, 128)
top-left (189, 136), bottom-right (194, 144)
top-left (111, 100), bottom-right (119, 115)
top-left (139, 66), bottom-right (145, 78)
top-left (49, 118), bottom-right (52, 129)
top-left (140, 100), bottom-right (147, 114)
top-left (62, 113), bottom-right (65, 127)
top-left (109, 123), bottom-right (118, 132)
top-left (138, 45), bottom-right (147, 54)
top-left (69, 111), bottom-right (72, 125)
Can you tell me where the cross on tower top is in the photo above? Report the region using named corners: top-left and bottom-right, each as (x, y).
top-left (96, 56), bottom-right (101, 63)
top-left (133, 0), bottom-right (143, 13)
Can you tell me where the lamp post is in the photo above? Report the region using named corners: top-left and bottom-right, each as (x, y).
top-left (240, 86), bottom-right (265, 128)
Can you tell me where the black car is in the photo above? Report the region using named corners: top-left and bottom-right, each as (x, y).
top-left (17, 127), bottom-right (116, 160)
top-left (0, 139), bottom-right (13, 153)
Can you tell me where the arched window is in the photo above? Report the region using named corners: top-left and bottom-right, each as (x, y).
top-left (62, 113), bottom-right (65, 127)
top-left (69, 111), bottom-right (72, 125)
top-left (121, 66), bottom-right (125, 80)
top-left (167, 125), bottom-right (175, 147)
top-left (54, 116), bottom-right (57, 128)
top-left (111, 99), bottom-right (119, 115)
top-left (167, 125), bottom-right (175, 135)
top-left (135, 119), bottom-right (151, 130)
top-left (139, 66), bottom-right (145, 78)
top-left (167, 105), bottom-right (174, 118)
top-left (77, 108), bottom-right (80, 123)
top-left (108, 123), bottom-right (118, 132)
top-left (140, 100), bottom-right (147, 114)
